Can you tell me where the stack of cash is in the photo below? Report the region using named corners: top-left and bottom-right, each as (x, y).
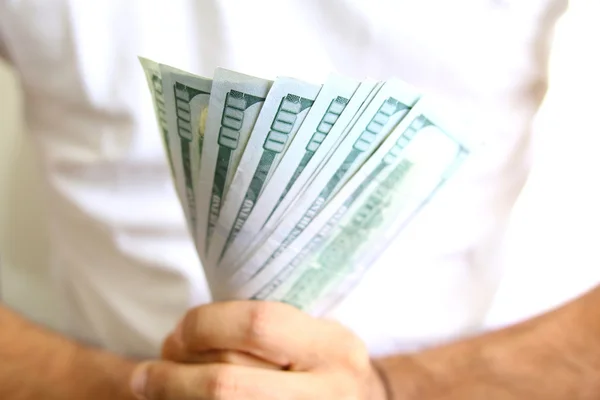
top-left (140, 58), bottom-right (475, 315)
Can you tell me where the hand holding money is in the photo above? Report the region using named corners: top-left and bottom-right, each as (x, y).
top-left (131, 301), bottom-right (387, 400)
top-left (137, 56), bottom-right (592, 400)
top-left (140, 58), bottom-right (476, 315)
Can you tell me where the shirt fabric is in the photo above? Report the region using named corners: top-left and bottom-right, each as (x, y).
top-left (0, 0), bottom-right (580, 359)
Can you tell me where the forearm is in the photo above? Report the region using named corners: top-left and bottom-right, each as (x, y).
top-left (0, 304), bottom-right (137, 400)
top-left (376, 285), bottom-right (600, 400)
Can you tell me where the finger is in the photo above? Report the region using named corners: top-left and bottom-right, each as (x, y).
top-left (162, 328), bottom-right (281, 369)
top-left (186, 350), bottom-right (281, 370)
top-left (131, 360), bottom-right (326, 400)
top-left (161, 329), bottom-right (185, 361)
top-left (178, 301), bottom-right (356, 369)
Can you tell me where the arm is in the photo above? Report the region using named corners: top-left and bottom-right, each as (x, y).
top-left (137, 287), bottom-right (600, 400)
top-left (377, 284), bottom-right (600, 399)
top-left (0, 19), bottom-right (139, 400)
top-left (378, 3), bottom-right (600, 398)
top-left (0, 304), bottom-right (137, 400)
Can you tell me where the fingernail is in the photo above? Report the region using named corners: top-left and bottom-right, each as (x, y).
top-left (130, 364), bottom-right (149, 399)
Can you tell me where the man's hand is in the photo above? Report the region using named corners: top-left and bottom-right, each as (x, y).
top-left (129, 301), bottom-right (386, 400)
top-left (129, 285), bottom-right (600, 400)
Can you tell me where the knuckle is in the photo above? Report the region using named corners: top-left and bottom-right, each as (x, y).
top-left (339, 392), bottom-right (362, 400)
top-left (206, 365), bottom-right (240, 399)
top-left (216, 350), bottom-right (240, 364)
top-left (348, 339), bottom-right (370, 369)
top-left (336, 328), bottom-right (370, 375)
top-left (341, 392), bottom-right (362, 400)
top-left (348, 344), bottom-right (371, 377)
top-left (143, 363), bottom-right (170, 400)
top-left (180, 307), bottom-right (203, 349)
top-left (329, 373), bottom-right (362, 400)
top-left (245, 302), bottom-right (275, 343)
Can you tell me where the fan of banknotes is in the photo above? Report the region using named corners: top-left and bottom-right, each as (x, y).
top-left (140, 57), bottom-right (476, 315)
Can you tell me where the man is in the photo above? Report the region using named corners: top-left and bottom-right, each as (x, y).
top-left (1, 0), bottom-right (597, 398)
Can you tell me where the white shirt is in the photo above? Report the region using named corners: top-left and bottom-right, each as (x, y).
top-left (485, 0), bottom-right (600, 329)
top-left (0, 0), bottom-right (581, 359)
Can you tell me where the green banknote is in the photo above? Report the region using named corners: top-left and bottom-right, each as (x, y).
top-left (159, 64), bottom-right (212, 238)
top-left (196, 68), bottom-right (272, 259)
top-left (139, 57), bottom-right (175, 177)
top-left (140, 59), bottom-right (480, 314)
top-left (206, 77), bottom-right (322, 271)
top-left (224, 78), bottom-right (420, 284)
top-left (219, 102), bottom-right (471, 313)
top-left (219, 79), bottom-right (383, 272)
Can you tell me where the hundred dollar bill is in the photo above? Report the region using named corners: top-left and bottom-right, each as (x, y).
top-left (159, 64), bottom-right (212, 237)
top-left (196, 68), bottom-right (272, 258)
top-left (139, 57), bottom-right (175, 175)
top-left (218, 77), bottom-right (381, 270)
top-left (223, 78), bottom-right (420, 281)
top-left (223, 81), bottom-right (386, 271)
top-left (217, 103), bottom-right (472, 312)
top-left (207, 77), bottom-right (322, 269)
top-left (229, 81), bottom-right (386, 268)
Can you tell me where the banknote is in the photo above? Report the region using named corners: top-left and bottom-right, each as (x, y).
top-left (196, 68), bottom-right (272, 259)
top-left (225, 81), bottom-right (386, 270)
top-left (139, 57), bottom-right (175, 178)
top-left (222, 78), bottom-right (420, 282)
top-left (206, 77), bottom-right (322, 270)
top-left (141, 59), bottom-right (481, 314)
top-left (217, 77), bottom-right (382, 270)
top-left (159, 64), bottom-right (212, 238)
top-left (215, 103), bottom-right (471, 311)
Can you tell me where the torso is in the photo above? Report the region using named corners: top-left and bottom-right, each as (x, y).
top-left (0, 0), bottom-right (566, 358)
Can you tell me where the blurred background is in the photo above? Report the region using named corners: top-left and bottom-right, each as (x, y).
top-left (0, 60), bottom-right (59, 328)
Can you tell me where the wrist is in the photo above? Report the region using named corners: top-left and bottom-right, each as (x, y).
top-left (373, 355), bottom-right (434, 400)
top-left (371, 359), bottom-right (393, 400)
top-left (69, 345), bottom-right (139, 400)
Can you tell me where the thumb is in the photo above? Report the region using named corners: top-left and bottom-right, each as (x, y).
top-left (129, 361), bottom-right (152, 399)
top-left (128, 360), bottom-right (230, 400)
